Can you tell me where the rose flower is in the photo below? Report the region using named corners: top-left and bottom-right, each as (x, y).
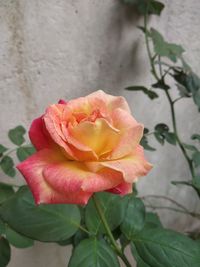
top-left (17, 90), bottom-right (152, 205)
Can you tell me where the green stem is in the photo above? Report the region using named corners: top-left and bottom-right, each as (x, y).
top-left (92, 195), bottom-right (132, 267)
top-left (144, 12), bottom-right (195, 179)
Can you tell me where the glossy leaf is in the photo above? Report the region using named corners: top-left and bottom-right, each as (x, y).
top-left (85, 193), bottom-right (128, 234)
top-left (0, 156), bottom-right (16, 177)
top-left (121, 197), bottom-right (145, 239)
top-left (0, 187), bottom-right (81, 242)
top-left (132, 227), bottom-right (200, 267)
top-left (5, 225), bottom-right (34, 248)
top-left (16, 146), bottom-right (36, 162)
top-left (0, 183), bottom-right (15, 204)
top-left (68, 238), bottom-right (120, 267)
top-left (0, 237), bottom-right (11, 267)
top-left (8, 126), bottom-right (26, 146)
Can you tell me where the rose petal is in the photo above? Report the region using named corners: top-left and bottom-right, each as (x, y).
top-left (107, 108), bottom-right (144, 159)
top-left (87, 90), bottom-right (131, 114)
top-left (86, 145), bottom-right (152, 183)
top-left (107, 182), bottom-right (132, 195)
top-left (16, 149), bottom-right (92, 205)
top-left (69, 118), bottom-right (120, 156)
top-left (29, 116), bottom-right (53, 150)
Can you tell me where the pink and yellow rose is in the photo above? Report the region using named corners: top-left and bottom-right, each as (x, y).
top-left (17, 90), bottom-right (152, 205)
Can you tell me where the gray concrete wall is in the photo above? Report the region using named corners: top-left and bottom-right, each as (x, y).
top-left (0, 0), bottom-right (200, 266)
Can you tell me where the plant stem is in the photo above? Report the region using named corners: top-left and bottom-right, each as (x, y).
top-left (143, 12), bottom-right (195, 179)
top-left (92, 194), bottom-right (132, 267)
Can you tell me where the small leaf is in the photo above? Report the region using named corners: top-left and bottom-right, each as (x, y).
top-left (155, 123), bottom-right (169, 134)
top-left (125, 86), bottom-right (158, 100)
top-left (68, 238), bottom-right (120, 267)
top-left (0, 183), bottom-right (15, 204)
top-left (5, 225), bottom-right (34, 248)
top-left (163, 132), bottom-right (177, 145)
top-left (16, 146), bottom-right (36, 162)
top-left (8, 125), bottom-right (26, 146)
top-left (152, 79), bottom-right (170, 90)
top-left (0, 156), bottom-right (16, 177)
top-left (144, 128), bottom-right (149, 134)
top-left (192, 151), bottom-right (200, 167)
top-left (0, 237), bottom-right (11, 267)
top-left (0, 186), bottom-right (81, 242)
top-left (191, 134), bottom-right (200, 141)
top-left (151, 28), bottom-right (184, 62)
top-left (121, 197), bottom-right (145, 239)
top-left (0, 145), bottom-right (8, 155)
top-left (154, 132), bottom-right (165, 145)
top-left (183, 143), bottom-right (198, 152)
top-left (140, 136), bottom-right (156, 151)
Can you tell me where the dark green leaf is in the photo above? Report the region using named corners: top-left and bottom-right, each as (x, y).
top-left (0, 145), bottom-right (8, 155)
top-left (16, 146), bottom-right (36, 162)
top-left (68, 238), bottom-right (120, 267)
top-left (0, 156), bottom-right (16, 177)
top-left (151, 28), bottom-right (184, 62)
top-left (191, 134), bottom-right (200, 142)
top-left (8, 125), bottom-right (26, 146)
top-left (125, 86), bottom-right (158, 100)
top-left (145, 212), bottom-right (162, 228)
top-left (192, 151), bottom-right (200, 167)
top-left (163, 132), bottom-right (177, 145)
top-left (73, 229), bottom-right (88, 247)
top-left (0, 187), bottom-right (81, 242)
top-left (155, 123), bottom-right (169, 134)
top-left (193, 176), bottom-right (200, 193)
top-left (121, 197), bottom-right (145, 239)
top-left (0, 183), bottom-right (15, 204)
top-left (144, 128), bottom-right (149, 134)
top-left (140, 136), bottom-right (156, 151)
top-left (154, 132), bottom-right (165, 145)
top-left (0, 237), bottom-right (11, 267)
top-left (0, 219), bottom-right (5, 235)
top-left (57, 237), bottom-right (73, 246)
top-left (85, 193), bottom-right (128, 234)
top-left (152, 79), bottom-right (170, 90)
top-left (132, 227), bottom-right (200, 267)
top-left (131, 243), bottom-right (151, 267)
top-left (5, 225), bottom-right (34, 248)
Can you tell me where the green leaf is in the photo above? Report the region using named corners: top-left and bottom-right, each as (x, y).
top-left (171, 180), bottom-right (192, 187)
top-left (154, 132), bottom-right (165, 145)
top-left (0, 183), bottom-right (15, 204)
top-left (0, 145), bottom-right (8, 155)
top-left (125, 0), bottom-right (165, 16)
top-left (85, 193), bottom-right (128, 234)
top-left (192, 176), bottom-right (200, 193)
top-left (151, 28), bottom-right (184, 62)
top-left (131, 243), bottom-right (151, 267)
top-left (16, 146), bottom-right (36, 162)
top-left (132, 227), bottom-right (200, 267)
top-left (183, 143), bottom-right (198, 152)
top-left (0, 186), bottom-right (81, 242)
top-left (0, 156), bottom-right (16, 177)
top-left (8, 125), bottom-right (26, 146)
top-left (163, 132), bottom-right (177, 145)
top-left (73, 229), bottom-right (88, 247)
top-left (68, 238), bottom-right (120, 267)
top-left (121, 197), bottom-right (145, 240)
top-left (155, 123), bottom-right (169, 134)
top-left (152, 79), bottom-right (170, 90)
top-left (0, 237), bottom-right (11, 267)
top-left (140, 136), bottom-right (156, 151)
top-left (192, 151), bottom-right (200, 167)
top-left (125, 86), bottom-right (158, 100)
top-left (0, 219), bottom-right (5, 235)
top-left (191, 134), bottom-right (200, 142)
top-left (5, 225), bottom-right (34, 248)
top-left (145, 212), bottom-right (162, 228)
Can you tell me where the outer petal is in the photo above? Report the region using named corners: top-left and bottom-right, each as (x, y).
top-left (16, 149), bottom-right (92, 205)
top-left (107, 108), bottom-right (143, 160)
top-left (29, 116), bottom-right (52, 150)
top-left (107, 182), bottom-right (132, 195)
top-left (86, 145), bottom-right (152, 183)
top-left (87, 90), bottom-right (131, 114)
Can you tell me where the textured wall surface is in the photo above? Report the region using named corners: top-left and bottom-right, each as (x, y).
top-left (0, 0), bottom-right (200, 266)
